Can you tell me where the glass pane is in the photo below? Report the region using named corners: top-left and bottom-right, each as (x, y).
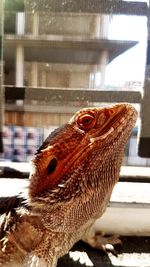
top-left (1, 0), bottom-right (149, 166)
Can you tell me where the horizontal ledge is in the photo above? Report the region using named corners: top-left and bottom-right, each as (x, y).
top-left (111, 181), bottom-right (150, 204)
top-left (0, 166), bottom-right (150, 202)
top-left (0, 176), bottom-right (150, 236)
top-left (4, 35), bottom-right (138, 50)
top-left (93, 205), bottom-right (150, 236)
top-left (120, 166), bottom-right (150, 182)
top-left (25, 1), bottom-right (148, 16)
top-left (4, 37), bottom-right (137, 64)
top-left (91, 179), bottom-right (150, 236)
top-left (5, 86), bottom-right (142, 104)
top-left (1, 164), bottom-right (149, 181)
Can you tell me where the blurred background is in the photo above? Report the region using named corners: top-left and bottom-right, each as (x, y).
top-left (0, 0), bottom-right (149, 166)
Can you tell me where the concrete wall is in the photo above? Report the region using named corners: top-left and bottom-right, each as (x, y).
top-left (24, 62), bottom-right (105, 88)
top-left (25, 12), bottom-right (109, 39)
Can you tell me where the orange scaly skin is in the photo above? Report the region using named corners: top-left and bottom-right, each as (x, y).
top-left (0, 103), bottom-right (137, 267)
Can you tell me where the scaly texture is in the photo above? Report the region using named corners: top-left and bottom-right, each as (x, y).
top-left (0, 103), bottom-right (137, 267)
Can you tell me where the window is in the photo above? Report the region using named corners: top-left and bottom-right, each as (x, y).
top-left (0, 2), bottom-right (150, 265)
top-left (0, 0), bottom-right (149, 165)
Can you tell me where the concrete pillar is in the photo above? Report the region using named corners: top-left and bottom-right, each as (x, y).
top-left (90, 15), bottom-right (101, 38)
top-left (32, 12), bottom-right (39, 36)
top-left (100, 15), bottom-right (110, 39)
top-left (16, 45), bottom-right (24, 87)
top-left (16, 12), bottom-right (25, 35)
top-left (31, 62), bottom-right (38, 87)
top-left (41, 70), bottom-right (47, 87)
top-left (89, 14), bottom-right (109, 39)
top-left (100, 50), bottom-right (109, 87)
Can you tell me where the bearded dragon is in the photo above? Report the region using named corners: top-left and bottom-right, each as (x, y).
top-left (0, 103), bottom-right (137, 267)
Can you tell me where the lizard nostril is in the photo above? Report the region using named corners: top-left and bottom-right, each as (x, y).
top-left (47, 158), bottom-right (58, 175)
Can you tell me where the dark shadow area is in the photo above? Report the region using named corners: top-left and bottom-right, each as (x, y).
top-left (58, 237), bottom-right (150, 267)
top-left (0, 166), bottom-right (27, 178)
top-left (4, 0), bottom-right (24, 34)
top-left (0, 195), bottom-right (25, 215)
top-left (119, 236), bottom-right (150, 254)
top-left (58, 241), bottom-right (113, 267)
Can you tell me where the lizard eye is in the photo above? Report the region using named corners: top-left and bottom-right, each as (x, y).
top-left (77, 113), bottom-right (96, 130)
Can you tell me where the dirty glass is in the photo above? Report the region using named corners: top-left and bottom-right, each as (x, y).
top-left (1, 0), bottom-right (150, 166)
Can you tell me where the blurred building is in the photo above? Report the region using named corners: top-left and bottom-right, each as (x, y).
top-left (4, 10), bottom-right (137, 90)
top-left (3, 2), bottom-right (138, 127)
top-left (2, 0), bottom-right (149, 164)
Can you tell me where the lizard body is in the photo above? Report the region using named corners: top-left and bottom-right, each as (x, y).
top-left (0, 103), bottom-right (137, 267)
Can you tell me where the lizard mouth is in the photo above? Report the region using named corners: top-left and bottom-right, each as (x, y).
top-left (90, 126), bottom-right (114, 142)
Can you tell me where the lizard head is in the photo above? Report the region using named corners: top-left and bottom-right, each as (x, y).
top-left (29, 103), bottom-right (137, 203)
